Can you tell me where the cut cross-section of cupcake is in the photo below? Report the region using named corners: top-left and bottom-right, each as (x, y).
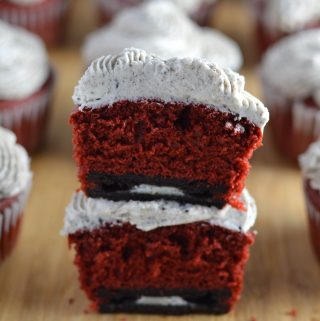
top-left (71, 48), bottom-right (269, 209)
top-left (62, 189), bottom-right (256, 314)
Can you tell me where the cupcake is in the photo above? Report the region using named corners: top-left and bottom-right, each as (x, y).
top-left (63, 48), bottom-right (268, 314)
top-left (96, 0), bottom-right (217, 27)
top-left (0, 0), bottom-right (69, 46)
top-left (83, 0), bottom-right (242, 71)
top-left (260, 29), bottom-right (320, 162)
top-left (248, 0), bottom-right (320, 53)
top-left (299, 141), bottom-right (320, 261)
top-left (0, 21), bottom-right (55, 154)
top-left (0, 127), bottom-right (32, 262)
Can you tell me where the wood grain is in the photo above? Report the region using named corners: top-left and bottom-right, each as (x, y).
top-left (1, 1), bottom-right (320, 320)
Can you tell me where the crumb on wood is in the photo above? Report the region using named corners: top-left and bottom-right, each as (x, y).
top-left (68, 298), bottom-right (74, 305)
top-left (286, 309), bottom-right (298, 318)
top-left (251, 316), bottom-right (257, 321)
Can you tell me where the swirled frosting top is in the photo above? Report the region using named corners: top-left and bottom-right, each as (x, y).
top-left (261, 29), bottom-right (320, 104)
top-left (82, 1), bottom-right (242, 70)
top-left (73, 48), bottom-right (268, 128)
top-left (299, 141), bottom-right (320, 191)
top-left (62, 189), bottom-right (257, 234)
top-left (0, 127), bottom-right (32, 198)
top-left (100, 0), bottom-right (216, 16)
top-left (262, 0), bottom-right (320, 33)
top-left (0, 21), bottom-right (49, 100)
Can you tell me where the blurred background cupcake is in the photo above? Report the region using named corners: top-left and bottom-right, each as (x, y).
top-left (83, 0), bottom-right (242, 70)
top-left (299, 141), bottom-right (320, 262)
top-left (248, 0), bottom-right (320, 54)
top-left (95, 0), bottom-right (218, 27)
top-left (0, 127), bottom-right (32, 263)
top-left (0, 0), bottom-right (69, 46)
top-left (0, 21), bottom-right (55, 154)
top-left (260, 29), bottom-right (320, 162)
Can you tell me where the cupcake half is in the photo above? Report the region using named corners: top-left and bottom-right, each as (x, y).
top-left (83, 0), bottom-right (242, 71)
top-left (0, 21), bottom-right (55, 154)
top-left (299, 141), bottom-right (320, 262)
top-left (96, 0), bottom-right (218, 27)
top-left (0, 127), bottom-right (32, 262)
top-left (260, 29), bottom-right (320, 162)
top-left (248, 0), bottom-right (320, 53)
top-left (0, 0), bottom-right (69, 46)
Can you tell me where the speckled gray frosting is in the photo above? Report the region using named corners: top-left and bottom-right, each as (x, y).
top-left (83, 1), bottom-right (242, 70)
top-left (73, 48), bottom-right (269, 129)
top-left (62, 189), bottom-right (257, 234)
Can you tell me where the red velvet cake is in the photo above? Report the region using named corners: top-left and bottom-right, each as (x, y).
top-left (71, 49), bottom-right (268, 209)
top-left (63, 189), bottom-right (256, 314)
top-left (65, 48), bottom-right (268, 314)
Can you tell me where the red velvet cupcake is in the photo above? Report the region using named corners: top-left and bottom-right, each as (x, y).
top-left (0, 0), bottom-right (69, 46)
top-left (248, 0), bottom-right (320, 54)
top-left (63, 189), bottom-right (257, 314)
top-left (0, 21), bottom-right (54, 154)
top-left (260, 30), bottom-right (320, 162)
top-left (63, 48), bottom-right (268, 314)
top-left (0, 127), bottom-right (32, 262)
top-left (299, 141), bottom-right (320, 261)
top-left (96, 0), bottom-right (218, 27)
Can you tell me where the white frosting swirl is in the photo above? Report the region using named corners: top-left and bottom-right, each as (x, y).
top-left (83, 1), bottom-right (242, 70)
top-left (98, 0), bottom-right (216, 16)
top-left (261, 29), bottom-right (320, 105)
top-left (0, 127), bottom-right (32, 198)
top-left (6, 0), bottom-right (44, 5)
top-left (262, 0), bottom-right (320, 33)
top-left (62, 189), bottom-right (257, 235)
top-left (73, 48), bottom-right (268, 129)
top-left (0, 20), bottom-right (49, 100)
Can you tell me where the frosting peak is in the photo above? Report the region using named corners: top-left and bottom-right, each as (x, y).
top-left (0, 20), bottom-right (49, 100)
top-left (261, 29), bottom-right (320, 105)
top-left (82, 1), bottom-right (241, 70)
top-left (0, 127), bottom-right (32, 198)
top-left (73, 48), bottom-right (268, 129)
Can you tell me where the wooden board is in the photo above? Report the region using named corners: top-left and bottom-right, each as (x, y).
top-left (1, 1), bottom-right (320, 320)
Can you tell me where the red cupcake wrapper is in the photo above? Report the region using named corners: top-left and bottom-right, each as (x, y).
top-left (0, 68), bottom-right (55, 154)
top-left (0, 180), bottom-right (31, 262)
top-left (0, 0), bottom-right (69, 46)
top-left (303, 182), bottom-right (320, 261)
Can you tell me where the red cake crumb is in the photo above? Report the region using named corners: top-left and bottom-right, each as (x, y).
top-left (68, 298), bottom-right (74, 305)
top-left (251, 316), bottom-right (257, 321)
top-left (286, 309), bottom-right (298, 318)
top-left (70, 100), bottom-right (262, 209)
top-left (69, 222), bottom-right (255, 312)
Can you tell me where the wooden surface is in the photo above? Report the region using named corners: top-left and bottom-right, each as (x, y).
top-left (1, 1), bottom-right (320, 321)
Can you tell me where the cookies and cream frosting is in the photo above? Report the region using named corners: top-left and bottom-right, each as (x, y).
top-left (62, 189), bottom-right (257, 234)
top-left (299, 141), bottom-right (320, 191)
top-left (261, 30), bottom-right (320, 105)
top-left (98, 0), bottom-right (216, 16)
top-left (0, 127), bottom-right (32, 199)
top-left (262, 0), bottom-right (320, 33)
top-left (73, 48), bottom-right (269, 129)
top-left (0, 21), bottom-right (49, 100)
top-left (82, 1), bottom-right (242, 70)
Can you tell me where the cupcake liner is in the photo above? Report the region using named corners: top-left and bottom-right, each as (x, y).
top-left (0, 0), bottom-right (69, 46)
top-left (303, 182), bottom-right (320, 261)
top-left (0, 68), bottom-right (55, 154)
top-left (0, 179), bottom-right (32, 262)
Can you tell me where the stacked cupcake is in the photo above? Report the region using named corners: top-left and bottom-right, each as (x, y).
top-left (63, 48), bottom-right (269, 314)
